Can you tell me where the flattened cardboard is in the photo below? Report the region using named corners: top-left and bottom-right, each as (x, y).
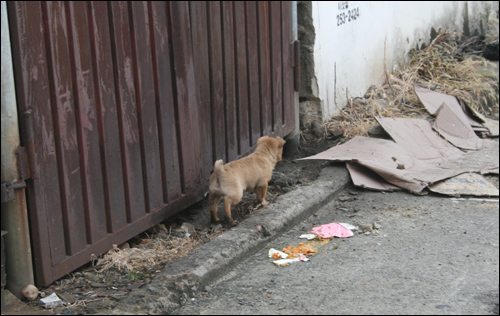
top-left (464, 104), bottom-right (499, 137)
top-left (414, 85), bottom-right (462, 115)
top-left (301, 136), bottom-right (429, 193)
top-left (375, 117), bottom-right (499, 180)
top-left (346, 162), bottom-right (401, 191)
top-left (429, 173), bottom-right (499, 196)
top-left (375, 117), bottom-right (462, 160)
top-left (302, 123), bottom-right (499, 194)
top-left (302, 87), bottom-right (498, 195)
top-left (483, 120), bottom-right (500, 137)
top-left (433, 102), bottom-right (483, 150)
top-left (415, 85), bottom-right (498, 137)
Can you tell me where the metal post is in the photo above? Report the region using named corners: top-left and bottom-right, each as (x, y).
top-left (284, 1), bottom-right (300, 157)
top-left (1, 0), bottom-right (35, 299)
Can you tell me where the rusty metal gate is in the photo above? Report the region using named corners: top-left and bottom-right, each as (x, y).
top-left (7, 1), bottom-right (296, 286)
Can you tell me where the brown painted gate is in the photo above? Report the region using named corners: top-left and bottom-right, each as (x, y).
top-left (7, 1), bottom-right (296, 286)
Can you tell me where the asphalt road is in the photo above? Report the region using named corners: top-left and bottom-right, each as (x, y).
top-left (172, 187), bottom-right (499, 315)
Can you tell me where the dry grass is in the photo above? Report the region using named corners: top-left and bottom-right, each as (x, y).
top-left (92, 192), bottom-right (282, 276)
top-left (96, 237), bottom-right (200, 273)
top-left (326, 30), bottom-right (499, 139)
top-left (94, 224), bottom-right (225, 273)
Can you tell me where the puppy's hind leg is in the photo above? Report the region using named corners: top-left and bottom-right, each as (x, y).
top-left (256, 183), bottom-right (269, 206)
top-left (223, 191), bottom-right (243, 223)
top-left (209, 193), bottom-right (221, 222)
top-left (223, 197), bottom-right (234, 223)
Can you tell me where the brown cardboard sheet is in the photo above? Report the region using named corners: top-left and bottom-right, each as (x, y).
top-left (301, 136), bottom-right (429, 193)
top-left (432, 102), bottom-right (483, 151)
top-left (415, 85), bottom-right (498, 137)
top-left (376, 117), bottom-right (498, 185)
top-left (429, 173), bottom-right (499, 196)
top-left (346, 162), bottom-right (401, 191)
top-left (414, 85), bottom-right (462, 115)
top-left (375, 117), bottom-right (462, 160)
top-left (301, 121), bottom-right (498, 194)
top-left (464, 104), bottom-right (500, 137)
top-left (303, 87), bottom-right (498, 195)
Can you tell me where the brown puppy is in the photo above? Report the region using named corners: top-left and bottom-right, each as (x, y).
top-left (208, 136), bottom-right (286, 222)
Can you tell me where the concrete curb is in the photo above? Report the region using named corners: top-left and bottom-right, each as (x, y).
top-left (111, 163), bottom-right (350, 314)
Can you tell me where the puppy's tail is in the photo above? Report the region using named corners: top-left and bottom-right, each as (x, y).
top-left (210, 160), bottom-right (224, 191)
top-left (212, 159), bottom-right (224, 175)
top-left (210, 160), bottom-right (225, 181)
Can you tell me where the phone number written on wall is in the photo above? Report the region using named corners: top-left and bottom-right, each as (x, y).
top-left (337, 1), bottom-right (360, 26)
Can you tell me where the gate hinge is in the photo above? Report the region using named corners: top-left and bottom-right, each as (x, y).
top-left (1, 147), bottom-right (31, 203)
top-left (1, 181), bottom-right (26, 203)
top-left (15, 146), bottom-right (31, 181)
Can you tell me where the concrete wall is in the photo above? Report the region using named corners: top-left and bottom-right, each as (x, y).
top-left (307, 1), bottom-right (499, 120)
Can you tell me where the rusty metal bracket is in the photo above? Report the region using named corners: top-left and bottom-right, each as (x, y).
top-left (1, 181), bottom-right (27, 203)
top-left (1, 147), bottom-right (31, 203)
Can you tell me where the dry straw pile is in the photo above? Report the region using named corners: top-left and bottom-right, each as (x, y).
top-left (95, 224), bottom-right (204, 273)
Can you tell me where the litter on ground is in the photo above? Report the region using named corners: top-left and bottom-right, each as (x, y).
top-left (268, 248), bottom-right (289, 259)
top-left (40, 292), bottom-right (64, 309)
top-left (309, 222), bottom-right (354, 238)
top-left (299, 233), bottom-right (318, 240)
top-left (270, 223), bottom-right (356, 266)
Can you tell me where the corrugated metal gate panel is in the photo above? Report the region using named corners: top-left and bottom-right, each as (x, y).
top-left (7, 1), bottom-right (295, 286)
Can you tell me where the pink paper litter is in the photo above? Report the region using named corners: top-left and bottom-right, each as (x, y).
top-left (309, 223), bottom-right (354, 238)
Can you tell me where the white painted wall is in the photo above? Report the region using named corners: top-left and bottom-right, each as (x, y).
top-left (311, 1), bottom-right (499, 120)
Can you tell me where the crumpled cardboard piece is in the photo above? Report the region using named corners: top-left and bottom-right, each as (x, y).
top-left (429, 173), bottom-right (499, 196)
top-left (433, 102), bottom-right (483, 151)
top-left (346, 162), bottom-right (401, 191)
top-left (464, 103), bottom-right (499, 137)
top-left (414, 85), bottom-right (461, 115)
top-left (415, 85), bottom-right (498, 137)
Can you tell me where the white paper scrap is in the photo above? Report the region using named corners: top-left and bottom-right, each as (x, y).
top-left (40, 292), bottom-right (64, 308)
top-left (299, 233), bottom-right (318, 240)
top-left (268, 248), bottom-right (288, 259)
